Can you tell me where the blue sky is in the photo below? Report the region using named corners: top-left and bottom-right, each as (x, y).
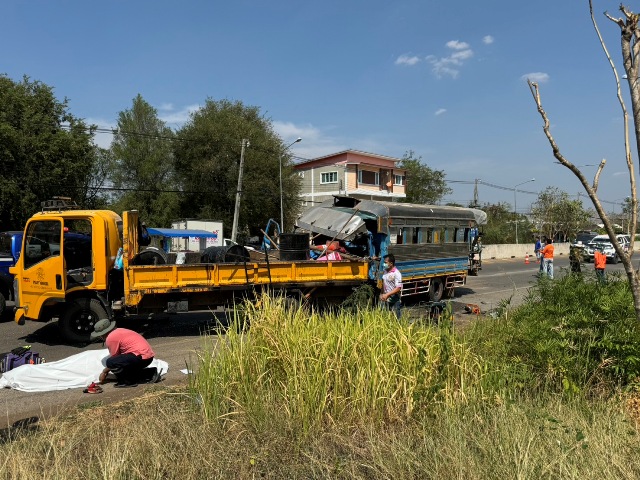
top-left (1, 0), bottom-right (635, 213)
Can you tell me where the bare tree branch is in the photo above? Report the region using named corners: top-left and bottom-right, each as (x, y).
top-left (593, 1), bottom-right (638, 258)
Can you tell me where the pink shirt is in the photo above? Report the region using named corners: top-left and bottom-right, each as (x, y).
top-left (105, 328), bottom-right (155, 360)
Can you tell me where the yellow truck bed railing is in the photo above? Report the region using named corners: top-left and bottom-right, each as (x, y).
top-left (124, 260), bottom-right (369, 306)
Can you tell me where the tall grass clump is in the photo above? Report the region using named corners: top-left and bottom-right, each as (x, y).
top-left (191, 294), bottom-right (480, 433)
top-left (464, 272), bottom-right (640, 397)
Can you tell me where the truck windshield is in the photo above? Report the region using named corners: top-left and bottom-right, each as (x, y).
top-left (24, 221), bottom-right (61, 269)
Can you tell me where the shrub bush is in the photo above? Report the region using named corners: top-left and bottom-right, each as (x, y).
top-left (465, 272), bottom-right (640, 396)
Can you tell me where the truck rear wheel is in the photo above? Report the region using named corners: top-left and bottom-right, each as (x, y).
top-left (59, 298), bottom-right (108, 343)
top-left (429, 279), bottom-right (444, 302)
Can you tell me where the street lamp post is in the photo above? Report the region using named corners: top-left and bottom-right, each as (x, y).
top-left (280, 137), bottom-right (302, 232)
top-left (513, 178), bottom-right (535, 244)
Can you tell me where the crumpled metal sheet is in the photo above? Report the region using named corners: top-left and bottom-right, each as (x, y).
top-left (295, 207), bottom-right (368, 240)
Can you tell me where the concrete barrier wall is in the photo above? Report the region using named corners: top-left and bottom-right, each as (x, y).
top-left (483, 241), bottom-right (640, 260)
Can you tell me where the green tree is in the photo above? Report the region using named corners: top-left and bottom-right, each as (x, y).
top-left (530, 187), bottom-right (589, 242)
top-left (81, 147), bottom-right (114, 210)
top-left (620, 197), bottom-right (636, 235)
top-left (528, 2), bottom-right (640, 322)
top-left (174, 99), bottom-right (300, 237)
top-left (109, 94), bottom-right (179, 227)
top-left (479, 202), bottom-right (528, 244)
top-left (398, 150), bottom-right (451, 204)
top-left (0, 75), bottom-right (96, 229)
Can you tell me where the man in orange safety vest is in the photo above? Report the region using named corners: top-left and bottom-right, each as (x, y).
top-left (594, 246), bottom-right (607, 283)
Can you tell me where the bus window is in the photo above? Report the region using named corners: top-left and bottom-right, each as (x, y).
top-left (464, 227), bottom-right (471, 242)
top-left (413, 227), bottom-right (421, 244)
top-left (426, 229), bottom-right (433, 243)
top-left (455, 228), bottom-right (466, 243)
top-left (404, 227), bottom-right (413, 244)
top-left (389, 227), bottom-right (398, 245)
top-left (398, 227), bottom-right (404, 245)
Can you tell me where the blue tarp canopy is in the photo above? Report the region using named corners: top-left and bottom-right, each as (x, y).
top-left (147, 227), bottom-right (218, 238)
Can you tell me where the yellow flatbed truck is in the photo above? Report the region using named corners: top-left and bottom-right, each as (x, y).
top-left (10, 202), bottom-right (368, 342)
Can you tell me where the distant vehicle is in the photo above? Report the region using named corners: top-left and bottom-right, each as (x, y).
top-left (573, 231), bottom-right (598, 246)
top-left (583, 234), bottom-right (631, 264)
top-left (0, 231), bottom-right (23, 316)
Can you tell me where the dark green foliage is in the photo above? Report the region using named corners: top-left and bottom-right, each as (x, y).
top-left (340, 283), bottom-right (375, 311)
top-left (466, 273), bottom-right (640, 396)
top-left (480, 202), bottom-right (534, 244)
top-left (398, 150), bottom-right (451, 205)
top-left (174, 99), bottom-right (301, 237)
top-left (531, 186), bottom-right (590, 241)
top-left (0, 75), bottom-right (96, 230)
top-left (109, 94), bottom-right (179, 227)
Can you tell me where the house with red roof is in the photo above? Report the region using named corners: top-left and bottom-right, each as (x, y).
top-left (294, 150), bottom-right (406, 207)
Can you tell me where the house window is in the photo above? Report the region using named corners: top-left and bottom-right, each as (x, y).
top-left (358, 170), bottom-right (379, 185)
top-left (321, 171), bottom-right (338, 184)
top-left (298, 171), bottom-right (305, 178)
top-left (394, 174), bottom-right (405, 186)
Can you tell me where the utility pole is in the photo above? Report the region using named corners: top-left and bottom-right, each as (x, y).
top-left (231, 139), bottom-right (249, 243)
top-left (473, 179), bottom-right (479, 207)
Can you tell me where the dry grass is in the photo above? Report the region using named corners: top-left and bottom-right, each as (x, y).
top-left (3, 293), bottom-right (640, 479)
top-left (1, 386), bottom-right (640, 479)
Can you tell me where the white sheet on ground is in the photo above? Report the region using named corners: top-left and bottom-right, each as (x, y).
top-left (0, 349), bottom-right (169, 392)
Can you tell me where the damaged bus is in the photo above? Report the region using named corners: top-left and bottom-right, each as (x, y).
top-left (295, 196), bottom-right (487, 302)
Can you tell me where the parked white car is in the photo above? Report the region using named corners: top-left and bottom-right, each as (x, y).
top-left (583, 234), bottom-right (630, 264)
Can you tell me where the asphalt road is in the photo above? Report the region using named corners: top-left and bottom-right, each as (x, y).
top-left (0, 255), bottom-right (627, 426)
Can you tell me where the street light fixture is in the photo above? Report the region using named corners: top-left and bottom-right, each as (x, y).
top-left (280, 137), bottom-right (302, 232)
top-left (513, 178), bottom-right (535, 244)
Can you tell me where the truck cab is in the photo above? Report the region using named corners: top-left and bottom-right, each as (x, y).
top-left (10, 205), bottom-right (123, 342)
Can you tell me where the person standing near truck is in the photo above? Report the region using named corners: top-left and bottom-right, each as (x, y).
top-left (541, 237), bottom-right (554, 279)
top-left (594, 246), bottom-right (607, 283)
top-left (379, 254), bottom-right (403, 319)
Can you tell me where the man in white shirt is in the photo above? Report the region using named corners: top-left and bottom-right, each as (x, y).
top-left (380, 253), bottom-right (403, 319)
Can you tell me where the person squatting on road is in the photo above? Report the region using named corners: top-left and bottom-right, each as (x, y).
top-left (379, 253), bottom-right (403, 320)
top-left (92, 319), bottom-right (161, 388)
top-left (541, 237), bottom-right (554, 279)
top-left (594, 246), bottom-right (607, 283)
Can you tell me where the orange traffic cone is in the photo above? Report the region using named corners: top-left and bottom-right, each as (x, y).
top-left (525, 254), bottom-right (530, 264)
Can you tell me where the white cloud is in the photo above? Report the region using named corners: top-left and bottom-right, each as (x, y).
top-left (435, 108), bottom-right (447, 116)
top-left (158, 103), bottom-right (174, 111)
top-left (272, 121), bottom-right (409, 161)
top-left (446, 40), bottom-right (470, 50)
top-left (451, 50), bottom-right (473, 62)
top-left (483, 35), bottom-right (494, 45)
top-left (159, 104), bottom-right (201, 125)
top-left (273, 121), bottom-right (348, 159)
top-left (426, 40), bottom-right (474, 79)
top-left (395, 54), bottom-right (420, 66)
top-left (522, 72), bottom-right (550, 83)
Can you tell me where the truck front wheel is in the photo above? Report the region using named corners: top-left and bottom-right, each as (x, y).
top-left (59, 298), bottom-right (108, 343)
